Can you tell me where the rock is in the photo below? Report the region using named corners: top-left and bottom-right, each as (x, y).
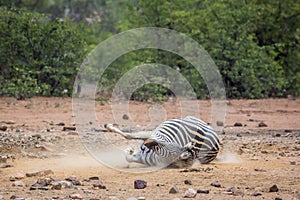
top-left (26, 169), bottom-right (54, 177)
top-left (258, 122), bottom-right (267, 127)
top-left (51, 182), bottom-right (62, 190)
top-left (269, 184), bottom-right (279, 192)
top-left (67, 131), bottom-right (79, 136)
top-left (89, 176), bottom-right (100, 181)
top-left (63, 126), bottom-right (76, 131)
top-left (210, 181), bottom-right (221, 188)
top-left (169, 185), bottom-right (179, 194)
top-left (1, 120), bottom-right (15, 124)
top-left (234, 122), bottom-right (243, 127)
top-left (122, 114), bottom-right (129, 120)
top-left (274, 197), bottom-right (282, 200)
top-left (0, 125), bottom-right (7, 131)
top-left (156, 183), bottom-right (165, 187)
top-left (12, 180), bottom-right (25, 187)
top-left (137, 197), bottom-right (145, 200)
top-left (9, 172), bottom-right (25, 181)
top-left (184, 188), bottom-right (197, 198)
top-left (92, 180), bottom-right (106, 189)
top-left (251, 192), bottom-right (262, 196)
top-left (65, 176), bottom-right (82, 186)
top-left (236, 133), bottom-right (242, 137)
top-left (197, 189), bottom-right (209, 194)
top-left (290, 161), bottom-right (296, 165)
top-left (134, 179), bottom-right (147, 189)
top-left (216, 121), bottom-right (223, 126)
top-left (127, 198), bottom-right (137, 200)
top-left (56, 122), bottom-right (65, 126)
top-left (1, 163), bottom-right (14, 168)
top-left (70, 194), bottom-right (82, 199)
top-left (184, 179), bottom-right (192, 185)
top-left (0, 156), bottom-right (7, 163)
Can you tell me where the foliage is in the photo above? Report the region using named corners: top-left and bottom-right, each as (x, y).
top-left (0, 0), bottom-right (299, 99)
top-left (0, 6), bottom-right (85, 97)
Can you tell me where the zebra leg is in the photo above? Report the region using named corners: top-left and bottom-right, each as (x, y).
top-left (179, 142), bottom-right (197, 160)
top-left (104, 123), bottom-right (152, 140)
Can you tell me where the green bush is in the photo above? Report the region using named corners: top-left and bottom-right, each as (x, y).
top-left (0, 7), bottom-right (85, 97)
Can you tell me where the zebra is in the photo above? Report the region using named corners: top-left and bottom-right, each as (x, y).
top-left (104, 116), bottom-right (221, 168)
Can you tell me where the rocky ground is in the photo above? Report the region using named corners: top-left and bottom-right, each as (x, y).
top-left (0, 97), bottom-right (299, 200)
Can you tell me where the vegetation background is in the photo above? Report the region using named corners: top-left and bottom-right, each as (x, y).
top-left (0, 0), bottom-right (299, 100)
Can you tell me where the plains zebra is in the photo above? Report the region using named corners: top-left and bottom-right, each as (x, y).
top-left (104, 116), bottom-right (220, 167)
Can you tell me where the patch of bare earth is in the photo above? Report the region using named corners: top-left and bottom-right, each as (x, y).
top-left (0, 97), bottom-right (299, 199)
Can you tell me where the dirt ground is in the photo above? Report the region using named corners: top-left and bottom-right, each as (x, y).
top-left (0, 97), bottom-right (299, 200)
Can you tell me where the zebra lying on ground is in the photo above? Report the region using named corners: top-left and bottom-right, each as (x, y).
top-left (104, 116), bottom-right (220, 168)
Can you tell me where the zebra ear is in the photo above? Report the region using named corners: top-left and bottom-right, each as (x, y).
top-left (144, 139), bottom-right (159, 150)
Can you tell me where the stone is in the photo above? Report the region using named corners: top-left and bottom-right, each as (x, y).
top-left (184, 179), bottom-right (192, 185)
top-left (290, 161), bottom-right (296, 165)
top-left (12, 180), bottom-right (25, 187)
top-left (122, 114), bottom-right (129, 120)
top-left (0, 125), bottom-right (7, 131)
top-left (269, 185), bottom-right (279, 192)
top-left (216, 121), bottom-right (224, 126)
top-left (184, 188), bottom-right (197, 198)
top-left (258, 122), bottom-right (267, 127)
top-left (210, 181), bottom-right (221, 188)
top-left (56, 122), bottom-right (65, 126)
top-left (70, 194), bottom-right (82, 199)
top-left (251, 192), bottom-right (262, 196)
top-left (169, 185), bottom-right (179, 194)
top-left (137, 197), bottom-right (145, 200)
top-left (92, 180), bottom-right (106, 189)
top-left (1, 163), bottom-right (13, 168)
top-left (9, 172), bottom-right (25, 181)
top-left (197, 189), bottom-right (209, 194)
top-left (234, 122), bottom-right (243, 127)
top-left (134, 179), bottom-right (147, 189)
top-left (274, 197), bottom-right (282, 200)
top-left (63, 126), bottom-right (76, 131)
top-left (89, 176), bottom-right (100, 181)
top-left (1, 120), bottom-right (15, 124)
top-left (26, 169), bottom-right (54, 177)
top-left (67, 131), bottom-right (79, 136)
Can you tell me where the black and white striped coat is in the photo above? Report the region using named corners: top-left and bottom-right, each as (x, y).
top-left (105, 116), bottom-right (221, 168)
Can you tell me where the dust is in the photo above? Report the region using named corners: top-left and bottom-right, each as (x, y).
top-left (217, 151), bottom-right (241, 163)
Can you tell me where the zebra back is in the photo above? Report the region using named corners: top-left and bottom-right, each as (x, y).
top-left (147, 116), bottom-right (220, 164)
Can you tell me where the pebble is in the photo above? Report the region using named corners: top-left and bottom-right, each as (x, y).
top-left (26, 169), bottom-right (54, 177)
top-left (169, 185), bottom-right (179, 194)
top-left (63, 126), bottom-right (76, 131)
top-left (12, 180), bottom-right (25, 187)
top-left (274, 197), bottom-right (282, 200)
top-left (89, 176), bottom-right (100, 181)
top-left (134, 179), bottom-right (147, 189)
top-left (197, 189), bottom-right (209, 194)
top-left (269, 184), bottom-right (279, 192)
top-left (1, 120), bottom-right (15, 124)
top-left (92, 180), bottom-right (106, 189)
top-left (184, 188), bottom-right (197, 198)
top-left (184, 179), bottom-right (192, 185)
top-left (67, 131), bottom-right (79, 136)
top-left (9, 172), bottom-right (25, 181)
top-left (216, 121), bottom-right (224, 126)
top-left (70, 194), bottom-right (82, 199)
top-left (137, 197), bottom-right (145, 200)
top-left (234, 122), bottom-right (243, 127)
top-left (258, 122), bottom-right (267, 127)
top-left (210, 181), bottom-right (221, 188)
top-left (122, 114), bottom-right (129, 120)
top-left (0, 125), bottom-right (7, 131)
top-left (290, 161), bottom-right (296, 165)
top-left (251, 191), bottom-right (262, 196)
top-left (1, 163), bottom-right (14, 168)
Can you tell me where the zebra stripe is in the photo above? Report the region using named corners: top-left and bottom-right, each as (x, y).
top-left (137, 116), bottom-right (220, 166)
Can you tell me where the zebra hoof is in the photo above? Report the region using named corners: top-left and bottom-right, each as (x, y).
top-left (180, 151), bottom-right (192, 160)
